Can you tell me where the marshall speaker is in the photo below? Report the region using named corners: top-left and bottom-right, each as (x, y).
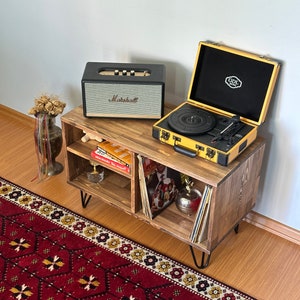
top-left (82, 62), bottom-right (165, 119)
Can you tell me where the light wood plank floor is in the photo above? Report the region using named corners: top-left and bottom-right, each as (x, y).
top-left (1, 104), bottom-right (299, 300)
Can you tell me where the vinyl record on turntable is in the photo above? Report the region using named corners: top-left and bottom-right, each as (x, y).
top-left (168, 106), bottom-right (216, 135)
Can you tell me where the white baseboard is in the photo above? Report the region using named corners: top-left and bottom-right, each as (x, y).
top-left (244, 211), bottom-right (300, 245)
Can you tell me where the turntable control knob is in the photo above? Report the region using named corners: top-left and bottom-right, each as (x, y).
top-left (206, 148), bottom-right (215, 159)
top-left (161, 130), bottom-right (170, 140)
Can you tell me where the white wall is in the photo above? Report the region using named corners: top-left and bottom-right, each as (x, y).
top-left (1, 0), bottom-right (299, 230)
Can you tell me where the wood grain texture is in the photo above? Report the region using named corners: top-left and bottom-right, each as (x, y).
top-left (61, 105), bottom-right (266, 187)
top-left (62, 105), bottom-right (267, 254)
top-left (1, 104), bottom-right (299, 300)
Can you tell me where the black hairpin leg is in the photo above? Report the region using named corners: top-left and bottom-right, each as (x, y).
top-left (190, 224), bottom-right (240, 269)
top-left (189, 246), bottom-right (211, 269)
top-left (234, 223), bottom-right (240, 234)
top-left (80, 190), bottom-right (92, 208)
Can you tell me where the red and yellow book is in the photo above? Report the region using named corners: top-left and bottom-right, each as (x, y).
top-left (97, 141), bottom-right (132, 166)
top-left (91, 149), bottom-right (130, 173)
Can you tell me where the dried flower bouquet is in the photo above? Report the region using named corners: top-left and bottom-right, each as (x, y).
top-left (28, 94), bottom-right (66, 116)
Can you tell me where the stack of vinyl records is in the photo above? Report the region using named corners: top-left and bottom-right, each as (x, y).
top-left (190, 185), bottom-right (212, 243)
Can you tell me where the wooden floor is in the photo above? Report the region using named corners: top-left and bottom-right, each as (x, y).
top-left (1, 104), bottom-right (299, 300)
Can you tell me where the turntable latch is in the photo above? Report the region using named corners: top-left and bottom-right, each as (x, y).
top-left (196, 145), bottom-right (204, 152)
top-left (173, 136), bottom-right (181, 143)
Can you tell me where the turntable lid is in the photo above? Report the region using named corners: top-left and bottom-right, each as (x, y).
top-left (187, 42), bottom-right (280, 126)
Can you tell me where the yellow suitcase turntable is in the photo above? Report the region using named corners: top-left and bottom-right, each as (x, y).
top-left (152, 41), bottom-right (280, 166)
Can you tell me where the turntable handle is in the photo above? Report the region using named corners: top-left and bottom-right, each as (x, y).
top-left (174, 145), bottom-right (197, 158)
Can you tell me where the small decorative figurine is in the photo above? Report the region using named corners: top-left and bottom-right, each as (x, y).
top-left (175, 179), bottom-right (202, 216)
top-left (81, 131), bottom-right (103, 143)
top-left (87, 161), bottom-right (104, 183)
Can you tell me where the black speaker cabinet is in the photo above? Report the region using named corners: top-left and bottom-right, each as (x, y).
top-left (82, 62), bottom-right (165, 119)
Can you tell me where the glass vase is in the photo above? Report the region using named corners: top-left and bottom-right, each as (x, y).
top-left (34, 113), bottom-right (63, 180)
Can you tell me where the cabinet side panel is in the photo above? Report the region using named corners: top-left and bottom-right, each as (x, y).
top-left (208, 144), bottom-right (265, 250)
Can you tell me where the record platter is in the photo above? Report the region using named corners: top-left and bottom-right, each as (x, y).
top-left (153, 42), bottom-right (280, 166)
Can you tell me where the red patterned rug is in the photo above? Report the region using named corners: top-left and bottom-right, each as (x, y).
top-left (0, 177), bottom-right (255, 300)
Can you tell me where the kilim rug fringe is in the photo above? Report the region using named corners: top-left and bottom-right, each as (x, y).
top-left (0, 177), bottom-right (256, 300)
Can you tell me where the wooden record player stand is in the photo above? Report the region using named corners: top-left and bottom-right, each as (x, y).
top-left (61, 105), bottom-right (266, 268)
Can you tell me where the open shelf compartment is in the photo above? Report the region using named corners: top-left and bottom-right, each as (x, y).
top-left (65, 152), bottom-right (132, 211)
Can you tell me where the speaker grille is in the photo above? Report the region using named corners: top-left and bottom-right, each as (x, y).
top-left (84, 83), bottom-right (163, 118)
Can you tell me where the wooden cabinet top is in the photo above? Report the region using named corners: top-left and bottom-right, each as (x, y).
top-left (61, 105), bottom-right (266, 187)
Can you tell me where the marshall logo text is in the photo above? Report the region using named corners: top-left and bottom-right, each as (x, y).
top-left (108, 95), bottom-right (138, 103)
